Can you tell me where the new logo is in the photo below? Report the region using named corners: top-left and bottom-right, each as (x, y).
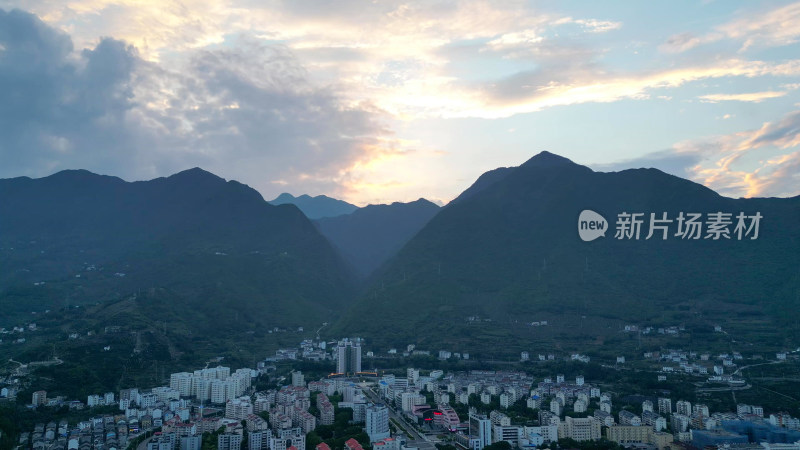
top-left (578, 210), bottom-right (608, 242)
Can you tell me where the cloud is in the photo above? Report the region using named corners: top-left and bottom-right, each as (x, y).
top-left (569, 18), bottom-right (622, 33)
top-left (599, 110), bottom-right (800, 198)
top-left (698, 91), bottom-right (788, 103)
top-left (718, 2), bottom-right (800, 51)
top-left (0, 8), bottom-right (141, 176)
top-left (741, 110), bottom-right (800, 150)
top-left (662, 2), bottom-right (800, 53)
top-left (464, 58), bottom-right (800, 119)
top-left (659, 31), bottom-right (720, 54)
top-left (592, 149), bottom-right (706, 179)
top-left (6, 1), bottom-right (628, 121)
top-left (1, 2), bottom-right (797, 203)
top-left (0, 8), bottom-right (401, 201)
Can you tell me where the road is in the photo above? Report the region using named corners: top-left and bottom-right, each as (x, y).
top-left (696, 384), bottom-right (752, 393)
top-left (361, 385), bottom-right (429, 443)
top-left (733, 359), bottom-right (783, 376)
top-left (136, 433), bottom-right (155, 450)
top-left (8, 357), bottom-right (63, 377)
top-left (315, 322), bottom-right (328, 341)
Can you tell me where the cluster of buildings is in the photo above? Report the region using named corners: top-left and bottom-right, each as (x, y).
top-left (377, 367), bottom-right (800, 450)
top-left (0, 322), bottom-right (38, 345)
top-left (13, 335), bottom-right (800, 450)
top-left (20, 416), bottom-right (133, 450)
top-left (168, 366), bottom-right (254, 404)
top-left (20, 388), bottom-right (198, 450)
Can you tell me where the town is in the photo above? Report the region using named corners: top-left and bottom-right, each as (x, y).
top-left (5, 337), bottom-right (800, 450)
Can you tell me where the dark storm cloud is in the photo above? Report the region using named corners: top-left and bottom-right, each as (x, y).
top-left (0, 8), bottom-right (141, 176)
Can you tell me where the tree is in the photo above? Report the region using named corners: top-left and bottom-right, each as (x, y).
top-left (482, 442), bottom-right (512, 450)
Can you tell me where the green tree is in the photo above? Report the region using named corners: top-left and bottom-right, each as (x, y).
top-left (482, 442), bottom-right (512, 450)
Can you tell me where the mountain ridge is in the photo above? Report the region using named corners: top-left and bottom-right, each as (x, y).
top-left (315, 198), bottom-right (440, 279)
top-left (269, 192), bottom-right (358, 219)
top-left (333, 151), bottom-right (800, 351)
top-left (0, 168), bottom-right (355, 331)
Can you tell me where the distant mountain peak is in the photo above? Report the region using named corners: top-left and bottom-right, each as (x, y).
top-left (44, 169), bottom-right (124, 185)
top-left (168, 167), bottom-right (224, 182)
top-left (521, 151), bottom-right (578, 168)
top-left (274, 192), bottom-right (298, 201)
top-left (406, 198), bottom-right (439, 207)
top-left (269, 192), bottom-right (358, 219)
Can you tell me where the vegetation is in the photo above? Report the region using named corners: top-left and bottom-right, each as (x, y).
top-left (306, 407), bottom-right (370, 450)
top-left (553, 438), bottom-right (625, 450)
top-left (334, 153), bottom-right (800, 353)
top-left (201, 426), bottom-right (226, 450)
top-left (481, 442), bottom-right (512, 450)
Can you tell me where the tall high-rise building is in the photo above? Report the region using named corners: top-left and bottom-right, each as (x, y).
top-left (291, 371), bottom-right (305, 387)
top-left (365, 404), bottom-right (390, 442)
top-left (469, 413), bottom-right (492, 450)
top-left (32, 390), bottom-right (47, 406)
top-left (337, 338), bottom-right (362, 374)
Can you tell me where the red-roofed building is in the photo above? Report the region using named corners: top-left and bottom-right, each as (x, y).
top-left (316, 444), bottom-right (331, 450)
top-left (345, 438), bottom-right (364, 450)
top-left (373, 437), bottom-right (401, 450)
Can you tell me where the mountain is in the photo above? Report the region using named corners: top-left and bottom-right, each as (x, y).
top-left (334, 151), bottom-right (800, 352)
top-left (315, 199), bottom-right (441, 279)
top-left (0, 168), bottom-right (355, 331)
top-left (269, 192), bottom-right (358, 219)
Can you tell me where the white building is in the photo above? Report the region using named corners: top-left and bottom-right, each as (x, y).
top-left (499, 393), bottom-right (511, 409)
top-left (170, 372), bottom-right (194, 397)
top-left (225, 397), bottom-right (253, 420)
top-left (365, 405), bottom-right (390, 442)
top-left (269, 428), bottom-right (305, 450)
top-left (218, 434), bottom-right (242, 450)
top-left (550, 399), bottom-right (562, 416)
top-left (657, 398), bottom-right (672, 415)
top-left (561, 417), bottom-right (601, 442)
top-left (524, 425), bottom-right (558, 444)
top-left (469, 413), bottom-right (492, 450)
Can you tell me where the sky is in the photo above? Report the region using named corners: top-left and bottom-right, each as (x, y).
top-left (0, 1), bottom-right (799, 205)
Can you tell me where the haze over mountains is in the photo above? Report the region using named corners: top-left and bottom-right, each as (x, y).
top-left (315, 199), bottom-right (440, 279)
top-left (2, 153), bottom-right (798, 354)
top-left (269, 192), bottom-right (441, 278)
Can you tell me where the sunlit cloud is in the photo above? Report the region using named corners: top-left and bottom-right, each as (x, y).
top-left (699, 91), bottom-right (788, 103)
top-left (456, 59), bottom-right (800, 119)
top-left (1, 1), bottom-right (798, 203)
top-left (662, 1), bottom-right (800, 53)
top-left (599, 110), bottom-right (800, 198)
